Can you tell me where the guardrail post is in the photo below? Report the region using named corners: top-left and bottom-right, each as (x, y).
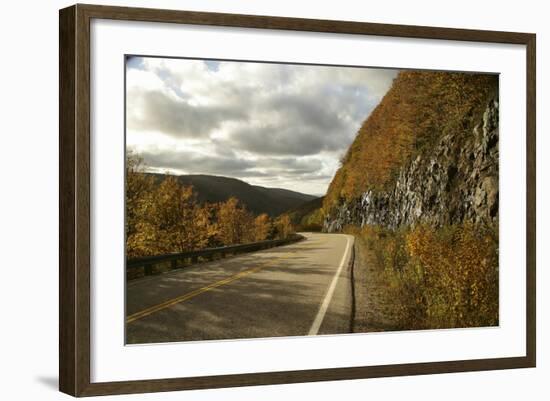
top-left (171, 260), bottom-right (177, 270)
top-left (144, 264), bottom-right (153, 276)
top-left (191, 256), bottom-right (198, 264)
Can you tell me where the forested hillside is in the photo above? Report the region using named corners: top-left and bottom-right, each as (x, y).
top-left (158, 174), bottom-right (316, 217)
top-left (322, 70), bottom-right (500, 330)
top-left (324, 71), bottom-right (498, 214)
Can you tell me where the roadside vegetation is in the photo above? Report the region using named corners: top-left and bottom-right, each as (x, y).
top-left (346, 223), bottom-right (498, 330)
top-left (285, 196), bottom-right (325, 232)
top-left (320, 70), bottom-right (499, 330)
top-left (126, 151), bottom-right (294, 258)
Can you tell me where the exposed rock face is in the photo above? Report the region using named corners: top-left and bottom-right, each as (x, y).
top-left (324, 98), bottom-right (499, 232)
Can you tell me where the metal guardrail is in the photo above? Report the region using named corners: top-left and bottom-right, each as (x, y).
top-left (126, 234), bottom-right (305, 278)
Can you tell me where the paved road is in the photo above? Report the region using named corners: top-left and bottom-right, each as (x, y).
top-left (126, 233), bottom-right (354, 344)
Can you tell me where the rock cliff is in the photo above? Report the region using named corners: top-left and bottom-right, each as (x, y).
top-left (324, 98), bottom-right (499, 232)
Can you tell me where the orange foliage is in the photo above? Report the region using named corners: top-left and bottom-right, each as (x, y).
top-left (253, 214), bottom-right (272, 241)
top-left (404, 223), bottom-right (499, 328)
top-left (324, 71), bottom-right (498, 212)
top-left (126, 153), bottom-right (294, 258)
top-left (352, 223), bottom-right (499, 330)
top-left (217, 197), bottom-right (255, 245)
top-left (274, 214), bottom-right (294, 240)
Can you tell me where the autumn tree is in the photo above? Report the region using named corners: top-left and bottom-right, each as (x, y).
top-left (197, 203), bottom-right (221, 248)
top-left (274, 214), bottom-right (293, 239)
top-left (217, 197), bottom-right (254, 245)
top-left (129, 177), bottom-right (194, 255)
top-left (253, 213), bottom-right (271, 241)
top-left (126, 152), bottom-right (288, 257)
top-left (126, 151), bottom-right (154, 244)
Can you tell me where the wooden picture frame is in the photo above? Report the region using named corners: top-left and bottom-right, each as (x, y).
top-left (59, 3), bottom-right (536, 397)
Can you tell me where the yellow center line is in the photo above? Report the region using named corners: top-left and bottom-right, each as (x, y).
top-left (126, 260), bottom-right (277, 324)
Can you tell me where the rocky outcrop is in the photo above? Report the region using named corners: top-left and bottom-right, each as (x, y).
top-left (324, 98), bottom-right (499, 232)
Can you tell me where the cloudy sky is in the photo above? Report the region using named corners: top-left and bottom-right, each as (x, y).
top-left (126, 56), bottom-right (397, 195)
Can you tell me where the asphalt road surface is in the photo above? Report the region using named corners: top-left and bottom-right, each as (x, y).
top-left (126, 232), bottom-right (354, 344)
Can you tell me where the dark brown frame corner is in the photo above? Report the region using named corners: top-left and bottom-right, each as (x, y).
top-left (59, 3), bottom-right (536, 397)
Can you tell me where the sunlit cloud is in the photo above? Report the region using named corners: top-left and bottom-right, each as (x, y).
top-left (126, 57), bottom-right (397, 195)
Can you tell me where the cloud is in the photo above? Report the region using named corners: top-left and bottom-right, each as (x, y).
top-left (139, 148), bottom-right (255, 177)
top-left (229, 90), bottom-right (381, 155)
top-left (254, 157), bottom-right (326, 177)
top-left (127, 89), bottom-right (247, 138)
top-left (126, 57), bottom-right (398, 193)
top-left (230, 125), bottom-right (339, 156)
top-left (138, 147), bottom-right (329, 180)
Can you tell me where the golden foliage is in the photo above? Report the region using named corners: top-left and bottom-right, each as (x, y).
top-left (324, 71), bottom-right (498, 212)
top-left (126, 153), bottom-right (294, 258)
top-left (127, 176), bottom-right (213, 256)
top-left (274, 214), bottom-right (294, 240)
top-left (351, 222), bottom-right (498, 330)
top-left (125, 150), bottom-right (155, 243)
top-left (253, 214), bottom-right (272, 242)
top-left (217, 197), bottom-right (255, 245)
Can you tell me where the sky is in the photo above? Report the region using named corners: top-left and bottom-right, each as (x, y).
top-left (126, 56), bottom-right (397, 196)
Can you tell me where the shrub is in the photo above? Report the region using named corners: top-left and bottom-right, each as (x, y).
top-left (353, 222), bottom-right (498, 330)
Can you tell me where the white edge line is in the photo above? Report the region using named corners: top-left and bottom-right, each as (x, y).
top-left (308, 235), bottom-right (353, 335)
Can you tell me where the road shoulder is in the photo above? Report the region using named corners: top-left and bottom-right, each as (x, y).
top-left (351, 235), bottom-right (401, 332)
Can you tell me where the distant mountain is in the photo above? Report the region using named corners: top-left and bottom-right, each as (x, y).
top-left (146, 173), bottom-right (316, 217)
